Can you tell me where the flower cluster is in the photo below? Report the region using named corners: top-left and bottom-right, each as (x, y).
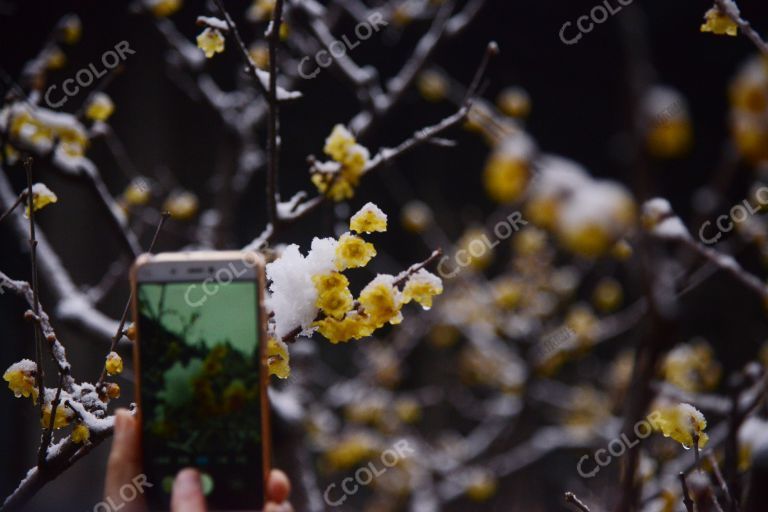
top-left (650, 403), bottom-right (709, 450)
top-left (266, 203), bottom-right (443, 355)
top-left (1, 103), bottom-right (89, 161)
top-left (311, 125), bottom-right (371, 201)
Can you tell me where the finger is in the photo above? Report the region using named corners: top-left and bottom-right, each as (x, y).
top-left (265, 469), bottom-right (291, 503)
top-left (171, 468), bottom-right (207, 512)
top-left (104, 409), bottom-right (145, 512)
top-left (264, 503), bottom-right (294, 512)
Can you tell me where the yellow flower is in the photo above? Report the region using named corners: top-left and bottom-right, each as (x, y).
top-left (565, 305), bottom-right (598, 347)
top-left (701, 6), bottom-right (738, 36)
top-left (46, 47), bottom-right (66, 70)
top-left (417, 69), bottom-right (448, 102)
top-left (163, 191), bottom-right (199, 220)
top-left (248, 42), bottom-right (270, 70)
top-left (496, 86), bottom-right (531, 119)
top-left (147, 0), bottom-right (182, 17)
top-left (247, 0), bottom-right (275, 22)
top-left (24, 183), bottom-right (58, 218)
top-left (335, 233), bottom-right (376, 270)
top-left (316, 286), bottom-right (354, 319)
top-left (647, 119), bottom-right (692, 158)
top-left (60, 15), bottom-right (82, 44)
top-left (85, 93), bottom-right (115, 122)
top-left (465, 469), bottom-right (497, 502)
top-left (324, 124), bottom-right (356, 162)
top-left (650, 403), bottom-right (709, 449)
top-left (662, 339), bottom-right (721, 392)
top-left (491, 276), bottom-right (525, 310)
top-left (359, 275), bottom-right (402, 328)
top-left (401, 201), bottom-right (433, 233)
top-left (72, 423), bottom-right (90, 444)
top-left (483, 152), bottom-right (530, 203)
top-left (197, 28), bottom-right (225, 58)
top-left (267, 337), bottom-right (290, 379)
top-left (41, 403), bottom-right (74, 429)
top-left (3, 360), bottom-right (38, 402)
top-left (123, 177), bottom-right (151, 206)
top-left (592, 278), bottom-right (623, 313)
top-left (105, 351), bottom-right (123, 376)
top-left (314, 312), bottom-right (375, 343)
top-left (513, 227), bottom-right (547, 256)
top-left (311, 170), bottom-right (357, 201)
top-left (350, 202), bottom-right (387, 233)
top-left (394, 398), bottom-right (422, 423)
top-left (323, 433), bottom-right (379, 471)
top-left (106, 382), bottom-right (121, 400)
top-left (402, 269), bottom-right (443, 309)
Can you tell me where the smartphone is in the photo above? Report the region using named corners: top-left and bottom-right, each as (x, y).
top-left (130, 251), bottom-right (271, 511)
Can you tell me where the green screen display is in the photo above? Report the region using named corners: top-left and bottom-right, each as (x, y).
top-left (137, 280), bottom-right (263, 510)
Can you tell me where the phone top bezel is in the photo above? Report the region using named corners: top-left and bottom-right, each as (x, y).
top-left (130, 250), bottom-right (271, 512)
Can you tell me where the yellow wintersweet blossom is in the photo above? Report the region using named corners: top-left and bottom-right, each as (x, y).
top-left (72, 424), bottom-right (90, 444)
top-left (592, 278), bottom-right (623, 313)
top-left (350, 202), bottom-right (388, 233)
top-left (197, 28), bottom-right (225, 58)
top-left (123, 177), bottom-right (151, 206)
top-left (316, 284), bottom-right (354, 319)
top-left (465, 469), bottom-right (497, 502)
top-left (105, 351), bottom-right (124, 376)
top-left (314, 312), bottom-right (375, 344)
top-left (267, 337), bottom-right (290, 379)
top-left (24, 183), bottom-right (58, 218)
top-left (417, 69), bottom-right (448, 103)
top-left (313, 125), bottom-right (370, 201)
top-left (46, 47), bottom-right (66, 70)
top-left (701, 6), bottom-right (738, 36)
top-left (247, 0), bottom-right (276, 22)
top-left (359, 275), bottom-right (402, 328)
top-left (147, 0), bottom-right (182, 17)
top-left (483, 152), bottom-right (529, 203)
top-left (335, 233), bottom-right (376, 270)
top-left (662, 340), bottom-right (721, 392)
top-left (61, 14), bottom-right (82, 44)
top-left (497, 87), bottom-right (531, 119)
top-left (401, 201), bottom-right (433, 233)
top-left (3, 360), bottom-right (38, 402)
top-left (85, 93), bottom-right (115, 122)
top-left (323, 434), bottom-right (379, 471)
top-left (402, 269), bottom-right (443, 309)
top-left (41, 403), bottom-right (74, 429)
top-left (249, 42), bottom-right (270, 70)
top-left (324, 124), bottom-right (357, 162)
top-left (106, 382), bottom-right (121, 400)
top-left (164, 191), bottom-right (199, 220)
top-left (650, 403), bottom-right (709, 449)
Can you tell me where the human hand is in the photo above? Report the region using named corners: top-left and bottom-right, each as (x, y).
top-left (105, 409), bottom-right (292, 512)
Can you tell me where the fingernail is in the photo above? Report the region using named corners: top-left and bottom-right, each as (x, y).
top-left (174, 469), bottom-right (201, 495)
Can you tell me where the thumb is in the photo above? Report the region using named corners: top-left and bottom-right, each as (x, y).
top-left (171, 468), bottom-right (207, 512)
top-left (104, 409), bottom-right (145, 512)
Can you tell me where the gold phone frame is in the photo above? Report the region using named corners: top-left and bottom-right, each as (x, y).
top-left (129, 251), bottom-right (271, 511)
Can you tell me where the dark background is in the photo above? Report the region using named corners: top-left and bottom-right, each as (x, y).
top-left (2, 0), bottom-right (768, 509)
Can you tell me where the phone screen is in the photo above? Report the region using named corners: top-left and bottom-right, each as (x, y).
top-left (136, 278), bottom-right (264, 510)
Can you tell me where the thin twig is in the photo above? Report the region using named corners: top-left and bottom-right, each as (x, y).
top-left (266, 0), bottom-right (285, 226)
top-left (714, 0), bottom-right (768, 55)
top-left (564, 491), bottom-right (591, 512)
top-left (680, 472), bottom-right (695, 512)
top-left (0, 190), bottom-right (26, 224)
top-left (95, 212), bottom-right (169, 388)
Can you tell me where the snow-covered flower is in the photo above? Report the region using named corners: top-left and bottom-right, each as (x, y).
top-left (402, 269), bottom-right (443, 309)
top-left (267, 338), bottom-right (290, 379)
top-left (123, 177), bottom-right (152, 206)
top-left (483, 134), bottom-right (535, 203)
top-left (313, 312), bottom-right (375, 344)
top-left (24, 183), bottom-right (58, 218)
top-left (350, 202), bottom-right (387, 234)
top-left (650, 403), bottom-right (709, 449)
top-left (85, 93), bottom-right (115, 122)
top-left (41, 403), bottom-right (74, 429)
top-left (313, 272), bottom-right (353, 319)
top-left (359, 275), bottom-right (403, 328)
top-left (105, 352), bottom-right (123, 376)
top-left (163, 191), bottom-right (199, 220)
top-left (197, 28), bottom-right (225, 58)
top-left (335, 233), bottom-right (376, 270)
top-left (247, 0), bottom-right (276, 22)
top-left (3, 360), bottom-right (38, 402)
top-left (313, 125), bottom-right (370, 201)
top-left (701, 4), bottom-right (738, 37)
top-left (60, 14), bottom-right (82, 44)
top-left (400, 201), bottom-right (433, 233)
top-left (324, 124), bottom-right (356, 162)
